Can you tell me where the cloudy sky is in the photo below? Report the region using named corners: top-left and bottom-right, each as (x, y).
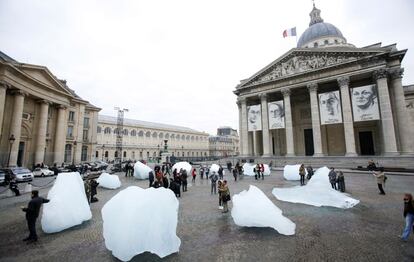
top-left (1, 0), bottom-right (413, 134)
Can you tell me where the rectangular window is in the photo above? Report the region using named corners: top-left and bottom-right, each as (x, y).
top-left (68, 111), bottom-right (75, 122)
top-left (83, 130), bottom-right (88, 141)
top-left (67, 126), bottom-right (74, 138)
top-left (83, 117), bottom-right (90, 128)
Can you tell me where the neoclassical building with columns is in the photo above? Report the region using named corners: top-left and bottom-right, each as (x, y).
top-left (0, 51), bottom-right (100, 168)
top-left (235, 5), bottom-right (414, 162)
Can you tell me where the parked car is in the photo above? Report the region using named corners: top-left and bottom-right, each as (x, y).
top-left (33, 167), bottom-right (54, 177)
top-left (1, 167), bottom-right (34, 182)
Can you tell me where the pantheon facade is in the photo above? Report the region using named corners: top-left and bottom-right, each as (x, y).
top-left (235, 5), bottom-right (414, 159)
top-left (0, 51), bottom-right (100, 168)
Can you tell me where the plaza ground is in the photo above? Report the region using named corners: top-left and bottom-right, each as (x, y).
top-left (0, 168), bottom-right (413, 262)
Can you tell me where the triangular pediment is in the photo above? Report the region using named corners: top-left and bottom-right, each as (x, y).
top-left (237, 47), bottom-right (391, 89)
top-left (19, 65), bottom-right (76, 97)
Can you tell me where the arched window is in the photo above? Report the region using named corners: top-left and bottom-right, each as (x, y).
top-left (114, 128), bottom-right (120, 135)
top-left (314, 42), bottom-right (318, 47)
top-left (104, 127), bottom-right (111, 134)
top-left (181, 135), bottom-right (185, 140)
top-left (186, 135), bottom-right (190, 141)
top-left (195, 136), bottom-right (199, 141)
top-left (123, 129), bottom-right (128, 136)
top-left (170, 134), bottom-right (175, 139)
top-left (145, 131), bottom-right (151, 137)
top-left (152, 132), bottom-right (157, 138)
top-left (138, 130), bottom-right (144, 137)
top-left (165, 133), bottom-right (170, 139)
top-left (64, 144), bottom-right (72, 163)
top-left (159, 133), bottom-right (164, 139)
top-left (95, 151), bottom-right (99, 158)
top-left (191, 136), bottom-right (194, 141)
top-left (130, 130), bottom-right (136, 136)
top-left (182, 152), bottom-right (184, 157)
top-left (97, 126), bottom-right (102, 133)
top-left (324, 40), bottom-right (329, 45)
top-left (176, 134), bottom-right (180, 140)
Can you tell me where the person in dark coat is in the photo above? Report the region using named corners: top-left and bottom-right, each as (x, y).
top-left (21, 190), bottom-right (50, 242)
top-left (328, 167), bottom-right (337, 190)
top-left (148, 171), bottom-right (155, 188)
top-left (90, 179), bottom-right (99, 202)
top-left (181, 169), bottom-right (188, 192)
top-left (401, 193), bottom-right (414, 241)
top-left (169, 178), bottom-right (180, 197)
top-left (232, 168), bottom-right (238, 181)
top-left (218, 165), bottom-right (224, 180)
top-left (337, 171), bottom-right (346, 192)
top-left (299, 164), bottom-right (306, 186)
top-left (9, 179), bottom-right (20, 196)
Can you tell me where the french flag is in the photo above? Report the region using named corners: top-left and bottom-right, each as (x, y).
top-left (283, 27), bottom-right (297, 38)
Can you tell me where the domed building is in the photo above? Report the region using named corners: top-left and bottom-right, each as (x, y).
top-left (234, 4), bottom-right (414, 168)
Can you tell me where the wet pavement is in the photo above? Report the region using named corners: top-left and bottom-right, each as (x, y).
top-left (0, 169), bottom-right (413, 262)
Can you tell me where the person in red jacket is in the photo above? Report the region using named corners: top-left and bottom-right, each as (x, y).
top-left (154, 166), bottom-right (163, 187)
top-left (191, 168), bottom-right (197, 183)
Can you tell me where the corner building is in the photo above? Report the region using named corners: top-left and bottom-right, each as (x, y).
top-left (0, 51), bottom-right (100, 168)
top-left (234, 5), bottom-right (414, 165)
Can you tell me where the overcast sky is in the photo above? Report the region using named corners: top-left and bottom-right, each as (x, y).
top-left (1, 0), bottom-right (413, 135)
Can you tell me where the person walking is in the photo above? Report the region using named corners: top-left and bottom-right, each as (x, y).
top-left (328, 167), bottom-right (337, 190)
top-left (205, 167), bottom-right (210, 180)
top-left (21, 190), bottom-right (50, 242)
top-left (232, 168), bottom-right (238, 181)
top-left (372, 167), bottom-right (386, 195)
top-left (401, 193), bottom-right (414, 242)
top-left (199, 166), bottom-right (204, 179)
top-left (299, 164), bottom-right (306, 186)
top-left (191, 168), bottom-right (197, 183)
top-left (219, 180), bottom-right (230, 213)
top-left (90, 179), bottom-right (99, 203)
top-left (210, 171), bottom-right (218, 194)
top-left (9, 178), bottom-right (20, 196)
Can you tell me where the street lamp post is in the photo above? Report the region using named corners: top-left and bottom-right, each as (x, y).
top-left (7, 134), bottom-right (15, 167)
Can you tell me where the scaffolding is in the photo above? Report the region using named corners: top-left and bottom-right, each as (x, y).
top-left (114, 107), bottom-right (128, 165)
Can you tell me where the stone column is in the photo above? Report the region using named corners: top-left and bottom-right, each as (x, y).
top-left (240, 97), bottom-right (249, 156)
top-left (252, 131), bottom-right (258, 156)
top-left (237, 100), bottom-right (243, 156)
top-left (338, 76), bottom-right (357, 156)
top-left (307, 83), bottom-right (324, 156)
top-left (0, 81), bottom-right (10, 140)
top-left (75, 104), bottom-right (85, 163)
top-left (281, 87), bottom-right (295, 156)
top-left (9, 91), bottom-right (26, 167)
top-left (374, 69), bottom-right (398, 155)
top-left (389, 68), bottom-right (414, 154)
top-left (34, 100), bottom-right (49, 165)
top-left (53, 105), bottom-right (67, 164)
top-left (259, 93), bottom-right (271, 156)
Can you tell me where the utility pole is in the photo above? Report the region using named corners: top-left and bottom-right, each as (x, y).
top-left (114, 107), bottom-right (128, 166)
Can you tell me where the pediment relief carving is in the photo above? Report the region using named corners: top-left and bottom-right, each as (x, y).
top-left (244, 52), bottom-right (379, 87)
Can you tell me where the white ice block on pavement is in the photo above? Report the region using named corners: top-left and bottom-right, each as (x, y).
top-left (210, 164), bottom-right (225, 176)
top-left (231, 185), bottom-right (295, 235)
top-left (41, 172), bottom-right (92, 233)
top-left (283, 164), bottom-right (307, 181)
top-left (102, 186), bottom-right (181, 261)
top-left (97, 173), bottom-right (121, 189)
top-left (133, 161), bottom-right (153, 180)
top-left (273, 166), bottom-right (359, 209)
top-left (172, 161), bottom-right (192, 174)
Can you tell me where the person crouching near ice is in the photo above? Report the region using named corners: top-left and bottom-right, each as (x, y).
top-left (219, 180), bottom-right (230, 213)
top-left (299, 164), bottom-right (306, 186)
top-left (21, 190), bottom-right (50, 243)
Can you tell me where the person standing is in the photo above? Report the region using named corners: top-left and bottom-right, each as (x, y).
top-left (205, 167), bottom-right (210, 180)
top-left (181, 169), bottom-right (188, 192)
top-left (218, 165), bottom-right (224, 180)
top-left (148, 171), bottom-right (155, 188)
top-left (232, 168), bottom-right (238, 181)
top-left (260, 163), bottom-right (265, 180)
top-left (9, 178), bottom-right (20, 196)
top-left (21, 190), bottom-right (50, 242)
top-left (219, 180), bottom-right (230, 213)
top-left (155, 166), bottom-right (164, 187)
top-left (210, 171), bottom-right (218, 194)
top-left (401, 193), bottom-right (414, 242)
top-left (372, 167), bottom-right (386, 195)
top-left (299, 164), bottom-right (306, 186)
top-left (191, 168), bottom-right (197, 183)
top-left (218, 180), bottom-right (223, 209)
top-left (90, 179), bottom-right (99, 203)
top-left (199, 166), bottom-right (204, 179)
top-left (328, 167), bottom-right (337, 190)
top-left (337, 171), bottom-right (345, 192)
top-left (84, 179), bottom-right (91, 204)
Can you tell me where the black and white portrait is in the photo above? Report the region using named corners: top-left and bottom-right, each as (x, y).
top-left (318, 91), bottom-right (342, 124)
top-left (351, 85), bottom-right (380, 122)
top-left (247, 104), bottom-right (262, 131)
top-left (268, 101), bottom-right (285, 129)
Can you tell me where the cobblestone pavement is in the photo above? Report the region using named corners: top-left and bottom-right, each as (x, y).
top-left (0, 170), bottom-right (413, 262)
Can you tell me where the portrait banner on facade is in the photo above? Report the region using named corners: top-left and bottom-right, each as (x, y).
top-left (247, 104), bottom-right (262, 131)
top-left (268, 101), bottom-right (285, 129)
top-left (351, 85), bottom-right (380, 122)
top-left (318, 90), bottom-right (343, 125)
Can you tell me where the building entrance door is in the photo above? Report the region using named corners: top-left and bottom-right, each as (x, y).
top-left (359, 131), bottom-right (375, 155)
top-left (304, 129), bottom-right (314, 156)
top-left (17, 141), bottom-right (25, 167)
